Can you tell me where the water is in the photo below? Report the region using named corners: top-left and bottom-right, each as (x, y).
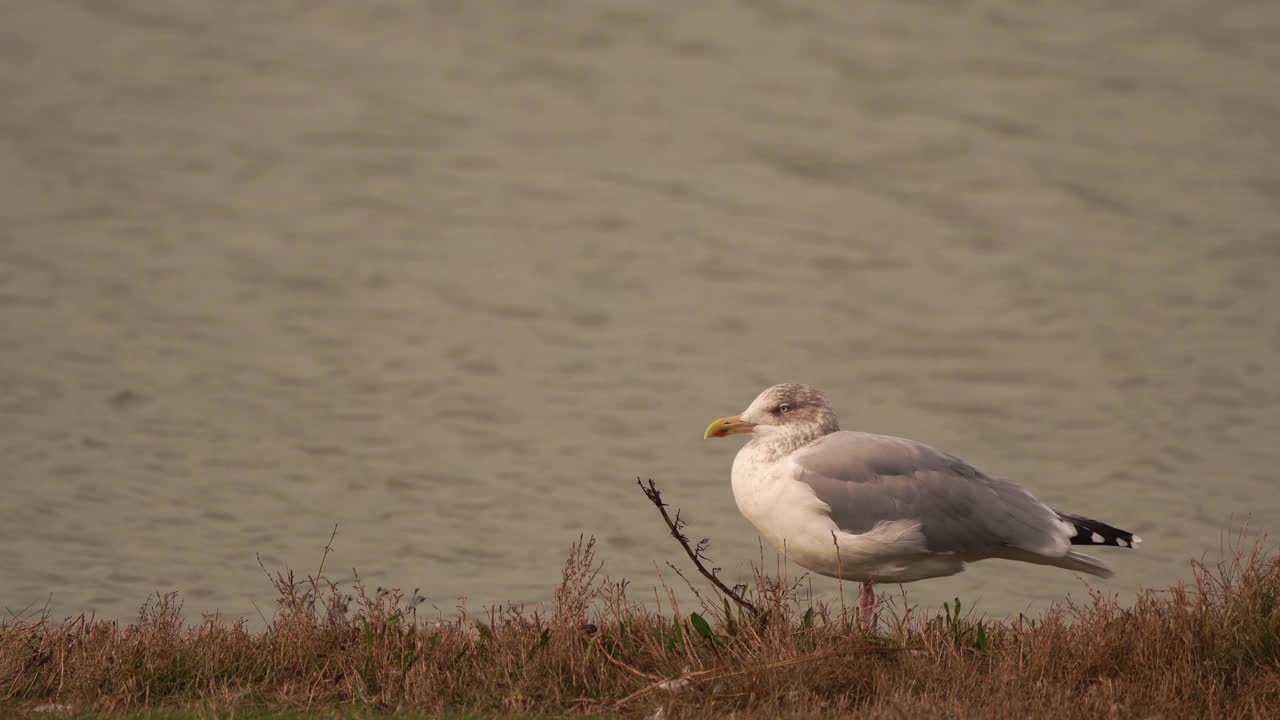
top-left (2, 0), bottom-right (1278, 625)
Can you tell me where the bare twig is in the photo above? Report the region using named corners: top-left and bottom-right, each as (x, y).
top-left (611, 644), bottom-right (913, 710)
top-left (612, 667), bottom-right (717, 709)
top-left (311, 523), bottom-right (340, 615)
top-left (665, 561), bottom-right (712, 614)
top-left (316, 523), bottom-right (339, 579)
top-left (594, 637), bottom-right (662, 682)
top-left (637, 478), bottom-right (759, 616)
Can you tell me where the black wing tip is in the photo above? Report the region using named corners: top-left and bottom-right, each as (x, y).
top-left (1059, 512), bottom-right (1141, 549)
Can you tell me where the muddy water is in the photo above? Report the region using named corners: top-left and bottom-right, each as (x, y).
top-left (2, 1), bottom-right (1278, 624)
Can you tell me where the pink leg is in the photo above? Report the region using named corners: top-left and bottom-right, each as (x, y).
top-left (859, 581), bottom-right (875, 628)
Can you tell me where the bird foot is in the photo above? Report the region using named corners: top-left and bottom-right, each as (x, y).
top-left (859, 582), bottom-right (875, 628)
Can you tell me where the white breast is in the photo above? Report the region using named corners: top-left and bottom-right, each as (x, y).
top-left (730, 443), bottom-right (843, 572)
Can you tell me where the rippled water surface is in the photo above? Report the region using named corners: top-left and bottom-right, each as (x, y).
top-left (3, 1), bottom-right (1279, 624)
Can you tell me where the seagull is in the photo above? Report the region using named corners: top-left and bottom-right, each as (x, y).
top-left (704, 383), bottom-right (1140, 625)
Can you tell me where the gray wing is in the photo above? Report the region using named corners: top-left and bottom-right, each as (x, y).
top-left (791, 431), bottom-right (1070, 556)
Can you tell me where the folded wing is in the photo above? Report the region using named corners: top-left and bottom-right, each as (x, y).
top-left (791, 431), bottom-right (1076, 560)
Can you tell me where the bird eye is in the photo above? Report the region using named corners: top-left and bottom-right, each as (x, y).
top-left (776, 404), bottom-right (791, 414)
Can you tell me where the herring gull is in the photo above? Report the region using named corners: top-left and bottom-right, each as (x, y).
top-left (704, 383), bottom-right (1140, 624)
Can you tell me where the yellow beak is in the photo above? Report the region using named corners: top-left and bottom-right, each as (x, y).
top-left (704, 415), bottom-right (756, 439)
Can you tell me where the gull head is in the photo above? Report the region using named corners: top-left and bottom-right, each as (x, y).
top-left (703, 383), bottom-right (840, 443)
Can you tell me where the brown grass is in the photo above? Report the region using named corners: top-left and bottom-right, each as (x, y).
top-left (2, 524), bottom-right (1278, 718)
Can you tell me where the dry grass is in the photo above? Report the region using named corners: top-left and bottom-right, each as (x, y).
top-left (2, 522), bottom-right (1278, 719)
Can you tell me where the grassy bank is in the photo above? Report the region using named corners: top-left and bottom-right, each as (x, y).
top-left (3, 523), bottom-right (1278, 719)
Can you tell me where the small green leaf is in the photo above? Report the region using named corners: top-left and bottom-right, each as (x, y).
top-left (975, 622), bottom-right (989, 652)
top-left (690, 612), bottom-right (714, 640)
top-left (527, 627), bottom-right (552, 660)
top-left (802, 607), bottom-right (815, 629)
top-left (667, 618), bottom-right (683, 651)
top-left (723, 598), bottom-right (737, 636)
top-left (476, 622), bottom-right (492, 640)
top-left (428, 633), bottom-right (440, 651)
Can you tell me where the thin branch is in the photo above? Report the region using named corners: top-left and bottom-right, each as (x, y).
top-left (316, 523), bottom-right (339, 579)
top-left (594, 637), bottom-right (662, 682)
top-left (665, 561), bottom-right (711, 614)
top-left (637, 478), bottom-right (759, 616)
top-left (611, 644), bottom-right (913, 710)
top-left (611, 667), bottom-right (718, 709)
top-left (311, 523), bottom-right (340, 615)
